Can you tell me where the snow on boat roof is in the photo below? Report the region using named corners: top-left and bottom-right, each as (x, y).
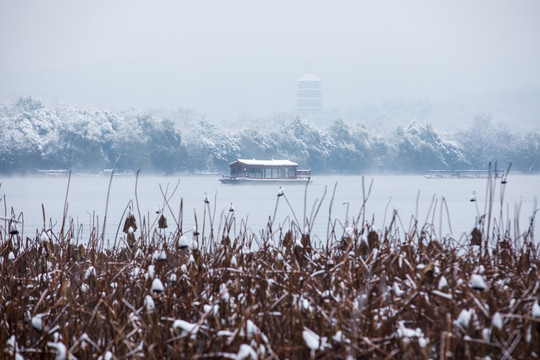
top-left (230, 159), bottom-right (298, 167)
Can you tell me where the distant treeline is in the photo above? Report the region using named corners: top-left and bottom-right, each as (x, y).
top-left (1, 96), bottom-right (539, 174)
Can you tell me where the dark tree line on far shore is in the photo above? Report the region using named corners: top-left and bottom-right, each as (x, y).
top-left (1, 96), bottom-right (539, 175)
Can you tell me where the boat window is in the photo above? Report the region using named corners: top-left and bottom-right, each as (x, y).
top-left (249, 168), bottom-right (262, 178)
top-left (284, 167), bottom-right (295, 178)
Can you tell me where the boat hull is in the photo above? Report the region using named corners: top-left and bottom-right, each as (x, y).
top-left (219, 177), bottom-right (311, 185)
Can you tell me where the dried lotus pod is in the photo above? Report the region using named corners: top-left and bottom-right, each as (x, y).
top-left (471, 227), bottom-right (482, 246)
top-left (158, 214), bottom-right (168, 229)
top-left (127, 227), bottom-right (136, 248)
top-left (123, 214), bottom-right (137, 233)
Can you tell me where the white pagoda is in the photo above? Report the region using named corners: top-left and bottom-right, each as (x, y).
top-left (296, 73), bottom-right (323, 114)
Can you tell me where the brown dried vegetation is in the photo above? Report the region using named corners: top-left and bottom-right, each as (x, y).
top-left (1, 172), bottom-right (539, 359)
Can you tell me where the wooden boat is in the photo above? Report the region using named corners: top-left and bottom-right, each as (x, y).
top-left (219, 159), bottom-right (311, 184)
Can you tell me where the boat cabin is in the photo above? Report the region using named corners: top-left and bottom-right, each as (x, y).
top-left (220, 159), bottom-right (311, 183)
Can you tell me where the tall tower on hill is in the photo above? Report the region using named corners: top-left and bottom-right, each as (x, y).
top-left (296, 73), bottom-right (323, 115)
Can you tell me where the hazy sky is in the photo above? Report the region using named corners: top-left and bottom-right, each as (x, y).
top-left (1, 0), bottom-right (540, 120)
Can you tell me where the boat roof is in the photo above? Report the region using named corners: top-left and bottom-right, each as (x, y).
top-left (230, 159), bottom-right (298, 167)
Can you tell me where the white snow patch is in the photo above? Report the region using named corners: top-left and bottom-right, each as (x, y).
top-left (40, 231), bottom-right (50, 243)
top-left (470, 274), bottom-right (487, 291)
top-left (456, 308), bottom-right (474, 328)
top-left (395, 321), bottom-right (427, 347)
top-left (152, 278), bottom-right (164, 293)
top-left (98, 351), bottom-right (114, 360)
top-left (438, 276), bottom-right (448, 290)
top-left (172, 319), bottom-right (198, 337)
top-left (47, 341), bottom-right (67, 360)
top-left (235, 344), bottom-right (257, 360)
top-left (432, 290), bottom-right (452, 300)
top-left (492, 312), bottom-right (503, 330)
top-left (32, 314), bottom-right (44, 332)
top-left (144, 295), bottom-right (155, 313)
top-left (303, 328), bottom-right (323, 350)
top-left (392, 282), bottom-right (404, 297)
top-left (532, 301), bottom-right (540, 318)
top-left (178, 235), bottom-right (189, 249)
top-left (85, 266), bottom-right (96, 280)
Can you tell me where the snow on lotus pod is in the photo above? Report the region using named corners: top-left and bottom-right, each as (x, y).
top-left (151, 278), bottom-right (164, 293)
top-left (40, 231), bottom-right (50, 243)
top-left (47, 341), bottom-right (67, 360)
top-left (144, 295), bottom-right (155, 313)
top-left (303, 328), bottom-right (321, 351)
top-left (8, 251), bottom-right (15, 261)
top-left (123, 212), bottom-right (137, 233)
top-left (156, 249), bottom-right (167, 261)
top-left (32, 314), bottom-right (44, 332)
top-left (147, 264), bottom-right (155, 279)
top-left (236, 344), bottom-right (257, 360)
top-left (332, 330), bottom-right (345, 344)
top-left (533, 301), bottom-right (540, 318)
top-left (172, 319), bottom-right (198, 337)
top-left (9, 222), bottom-right (19, 235)
top-left (189, 238), bottom-right (199, 251)
top-left (529, 301), bottom-right (540, 352)
top-left (470, 274), bottom-right (487, 291)
top-left (178, 235), bottom-right (189, 249)
top-left (392, 282), bottom-right (404, 297)
top-left (455, 308), bottom-right (475, 330)
top-left (126, 227), bottom-right (136, 248)
top-left (98, 351), bottom-right (114, 360)
top-left (438, 276), bottom-right (448, 290)
top-left (85, 266), bottom-right (97, 280)
top-left (395, 321), bottom-right (427, 347)
top-left (492, 312), bottom-right (503, 330)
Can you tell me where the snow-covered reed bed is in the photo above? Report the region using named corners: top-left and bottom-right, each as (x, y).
top-left (1, 168), bottom-right (539, 359)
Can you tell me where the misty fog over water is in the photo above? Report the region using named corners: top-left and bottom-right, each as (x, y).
top-left (2, 174), bottom-right (538, 245)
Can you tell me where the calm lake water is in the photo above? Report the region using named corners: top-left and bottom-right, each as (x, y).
top-left (1, 174), bottom-right (539, 245)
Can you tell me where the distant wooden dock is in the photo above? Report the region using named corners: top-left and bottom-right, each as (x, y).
top-left (424, 169), bottom-right (505, 179)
